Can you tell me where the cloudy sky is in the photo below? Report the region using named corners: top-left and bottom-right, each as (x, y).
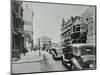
top-left (31, 2), bottom-right (90, 43)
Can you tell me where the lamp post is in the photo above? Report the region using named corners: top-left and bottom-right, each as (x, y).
top-left (38, 38), bottom-right (41, 56)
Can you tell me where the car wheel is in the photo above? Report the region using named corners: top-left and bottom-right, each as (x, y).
top-left (66, 62), bottom-right (73, 71)
top-left (70, 64), bottom-right (75, 70)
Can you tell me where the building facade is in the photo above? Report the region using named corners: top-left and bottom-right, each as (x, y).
top-left (61, 7), bottom-right (96, 47)
top-left (61, 16), bottom-right (87, 47)
top-left (61, 18), bottom-right (72, 47)
top-left (70, 16), bottom-right (87, 44)
top-left (82, 7), bottom-right (96, 45)
top-left (11, 0), bottom-right (24, 58)
top-left (22, 2), bottom-right (34, 51)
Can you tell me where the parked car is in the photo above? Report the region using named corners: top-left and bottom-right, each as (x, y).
top-left (61, 46), bottom-right (73, 70)
top-left (51, 48), bottom-right (62, 60)
top-left (61, 44), bottom-right (96, 70)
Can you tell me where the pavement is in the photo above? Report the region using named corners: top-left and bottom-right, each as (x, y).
top-left (12, 50), bottom-right (43, 64)
top-left (11, 50), bottom-right (68, 74)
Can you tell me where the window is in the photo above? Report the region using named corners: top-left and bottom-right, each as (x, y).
top-left (76, 26), bottom-right (80, 32)
top-left (73, 25), bottom-right (80, 33)
top-left (81, 25), bottom-right (86, 32)
top-left (82, 40), bottom-right (86, 43)
top-left (78, 40), bottom-right (81, 43)
top-left (73, 47), bottom-right (78, 54)
top-left (86, 18), bottom-right (88, 21)
top-left (73, 26), bottom-right (75, 32)
top-left (72, 40), bottom-right (77, 43)
top-left (68, 30), bottom-right (70, 36)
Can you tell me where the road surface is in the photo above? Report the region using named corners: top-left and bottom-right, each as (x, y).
top-left (12, 51), bottom-right (68, 74)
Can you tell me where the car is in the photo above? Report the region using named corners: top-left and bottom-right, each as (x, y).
top-left (51, 48), bottom-right (62, 60)
top-left (61, 44), bottom-right (96, 70)
top-left (61, 46), bottom-right (73, 70)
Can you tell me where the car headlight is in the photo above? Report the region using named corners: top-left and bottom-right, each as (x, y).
top-left (67, 63), bottom-right (71, 66)
top-left (64, 59), bottom-right (69, 62)
top-left (89, 64), bottom-right (94, 68)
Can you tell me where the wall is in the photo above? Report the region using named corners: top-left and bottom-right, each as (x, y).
top-left (82, 7), bottom-right (96, 45)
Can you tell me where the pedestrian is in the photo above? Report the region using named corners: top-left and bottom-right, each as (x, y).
top-left (16, 48), bottom-right (20, 60)
top-left (23, 48), bottom-right (27, 56)
top-left (12, 48), bottom-right (16, 58)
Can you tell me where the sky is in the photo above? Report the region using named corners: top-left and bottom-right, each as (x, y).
top-left (31, 2), bottom-right (90, 44)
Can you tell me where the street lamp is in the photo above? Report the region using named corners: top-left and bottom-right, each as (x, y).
top-left (38, 38), bottom-right (41, 56)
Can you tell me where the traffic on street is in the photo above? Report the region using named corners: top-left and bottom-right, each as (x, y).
top-left (12, 50), bottom-right (68, 74)
top-left (11, 0), bottom-right (96, 74)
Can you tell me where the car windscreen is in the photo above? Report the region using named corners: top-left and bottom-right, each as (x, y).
top-left (63, 47), bottom-right (68, 53)
top-left (79, 46), bottom-right (95, 55)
